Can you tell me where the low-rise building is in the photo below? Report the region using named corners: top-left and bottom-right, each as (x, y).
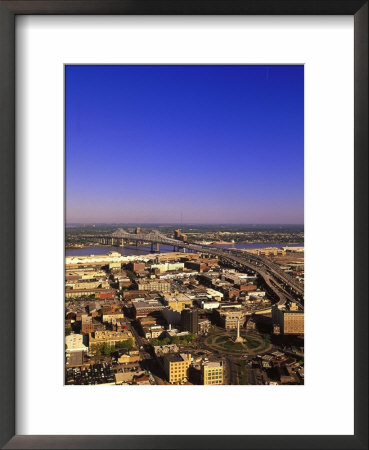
top-left (117, 351), bottom-right (140, 364)
top-left (132, 299), bottom-right (165, 318)
top-left (123, 290), bottom-right (150, 301)
top-left (135, 279), bottom-right (171, 293)
top-left (132, 374), bottom-right (151, 385)
top-left (195, 299), bottom-right (220, 310)
top-left (153, 344), bottom-right (179, 357)
top-left (95, 290), bottom-right (116, 300)
top-left (244, 248), bottom-right (286, 256)
top-left (239, 284), bottom-right (258, 293)
top-left (115, 370), bottom-right (147, 385)
top-left (163, 353), bottom-right (192, 384)
top-left (138, 316), bottom-right (157, 328)
top-left (184, 261), bottom-right (208, 272)
top-left (198, 317), bottom-right (211, 334)
top-left (65, 350), bottom-right (85, 368)
top-left (247, 290), bottom-right (266, 299)
top-left (214, 308), bottom-right (246, 329)
top-left (206, 288), bottom-right (224, 300)
top-left (245, 318), bottom-right (256, 330)
top-left (272, 305), bottom-right (304, 335)
top-left (81, 315), bottom-right (95, 334)
top-left (202, 361), bottom-right (224, 385)
top-left (65, 280), bottom-right (109, 291)
top-left (161, 293), bottom-right (193, 312)
top-left (162, 329), bottom-right (189, 339)
top-left (142, 324), bottom-right (165, 339)
top-left (102, 312), bottom-right (124, 323)
top-left (283, 247), bottom-right (304, 253)
top-left (89, 330), bottom-right (134, 351)
top-left (128, 261), bottom-right (146, 273)
top-left (65, 333), bottom-right (88, 353)
top-left (150, 262), bottom-right (185, 273)
top-left (88, 301), bottom-right (101, 314)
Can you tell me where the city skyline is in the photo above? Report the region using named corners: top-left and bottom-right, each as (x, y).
top-left (66, 222), bottom-right (304, 226)
top-left (66, 65), bottom-right (304, 224)
top-left (65, 225), bottom-right (305, 386)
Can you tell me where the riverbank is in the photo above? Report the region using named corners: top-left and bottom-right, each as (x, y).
top-left (65, 242), bottom-right (304, 257)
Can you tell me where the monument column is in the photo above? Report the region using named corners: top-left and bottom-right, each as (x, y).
top-left (234, 319), bottom-right (245, 343)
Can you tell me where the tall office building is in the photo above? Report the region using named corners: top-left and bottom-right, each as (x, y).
top-left (181, 308), bottom-right (199, 334)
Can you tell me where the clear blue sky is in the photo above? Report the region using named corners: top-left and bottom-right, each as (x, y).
top-left (66, 65), bottom-right (304, 224)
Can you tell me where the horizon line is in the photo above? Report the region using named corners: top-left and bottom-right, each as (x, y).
top-left (66, 222), bottom-right (304, 226)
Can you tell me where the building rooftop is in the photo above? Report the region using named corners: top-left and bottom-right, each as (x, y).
top-left (133, 300), bottom-right (165, 309)
top-left (66, 351), bottom-right (84, 367)
top-left (203, 361), bottom-right (223, 368)
top-left (165, 353), bottom-right (191, 363)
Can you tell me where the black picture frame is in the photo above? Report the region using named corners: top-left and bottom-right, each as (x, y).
top-left (0, 1), bottom-right (367, 449)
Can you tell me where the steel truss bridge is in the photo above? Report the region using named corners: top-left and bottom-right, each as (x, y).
top-left (86, 228), bottom-right (304, 309)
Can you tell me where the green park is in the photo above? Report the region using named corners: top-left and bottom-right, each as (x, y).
top-left (205, 328), bottom-right (272, 356)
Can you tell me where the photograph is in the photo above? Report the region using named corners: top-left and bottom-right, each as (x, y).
top-left (1, 0), bottom-right (366, 446)
top-left (65, 64), bottom-right (305, 386)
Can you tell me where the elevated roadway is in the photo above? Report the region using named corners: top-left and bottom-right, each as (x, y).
top-left (85, 228), bottom-right (304, 308)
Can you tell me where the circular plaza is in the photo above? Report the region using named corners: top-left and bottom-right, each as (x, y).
top-left (204, 328), bottom-right (272, 356)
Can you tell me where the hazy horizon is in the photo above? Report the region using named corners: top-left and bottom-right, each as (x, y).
top-left (66, 222), bottom-right (304, 227)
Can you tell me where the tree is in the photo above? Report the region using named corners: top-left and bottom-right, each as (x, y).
top-left (186, 333), bottom-right (196, 343)
top-left (115, 339), bottom-right (134, 350)
top-left (171, 336), bottom-right (179, 345)
top-left (92, 342), bottom-right (113, 356)
top-left (125, 270), bottom-right (137, 282)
